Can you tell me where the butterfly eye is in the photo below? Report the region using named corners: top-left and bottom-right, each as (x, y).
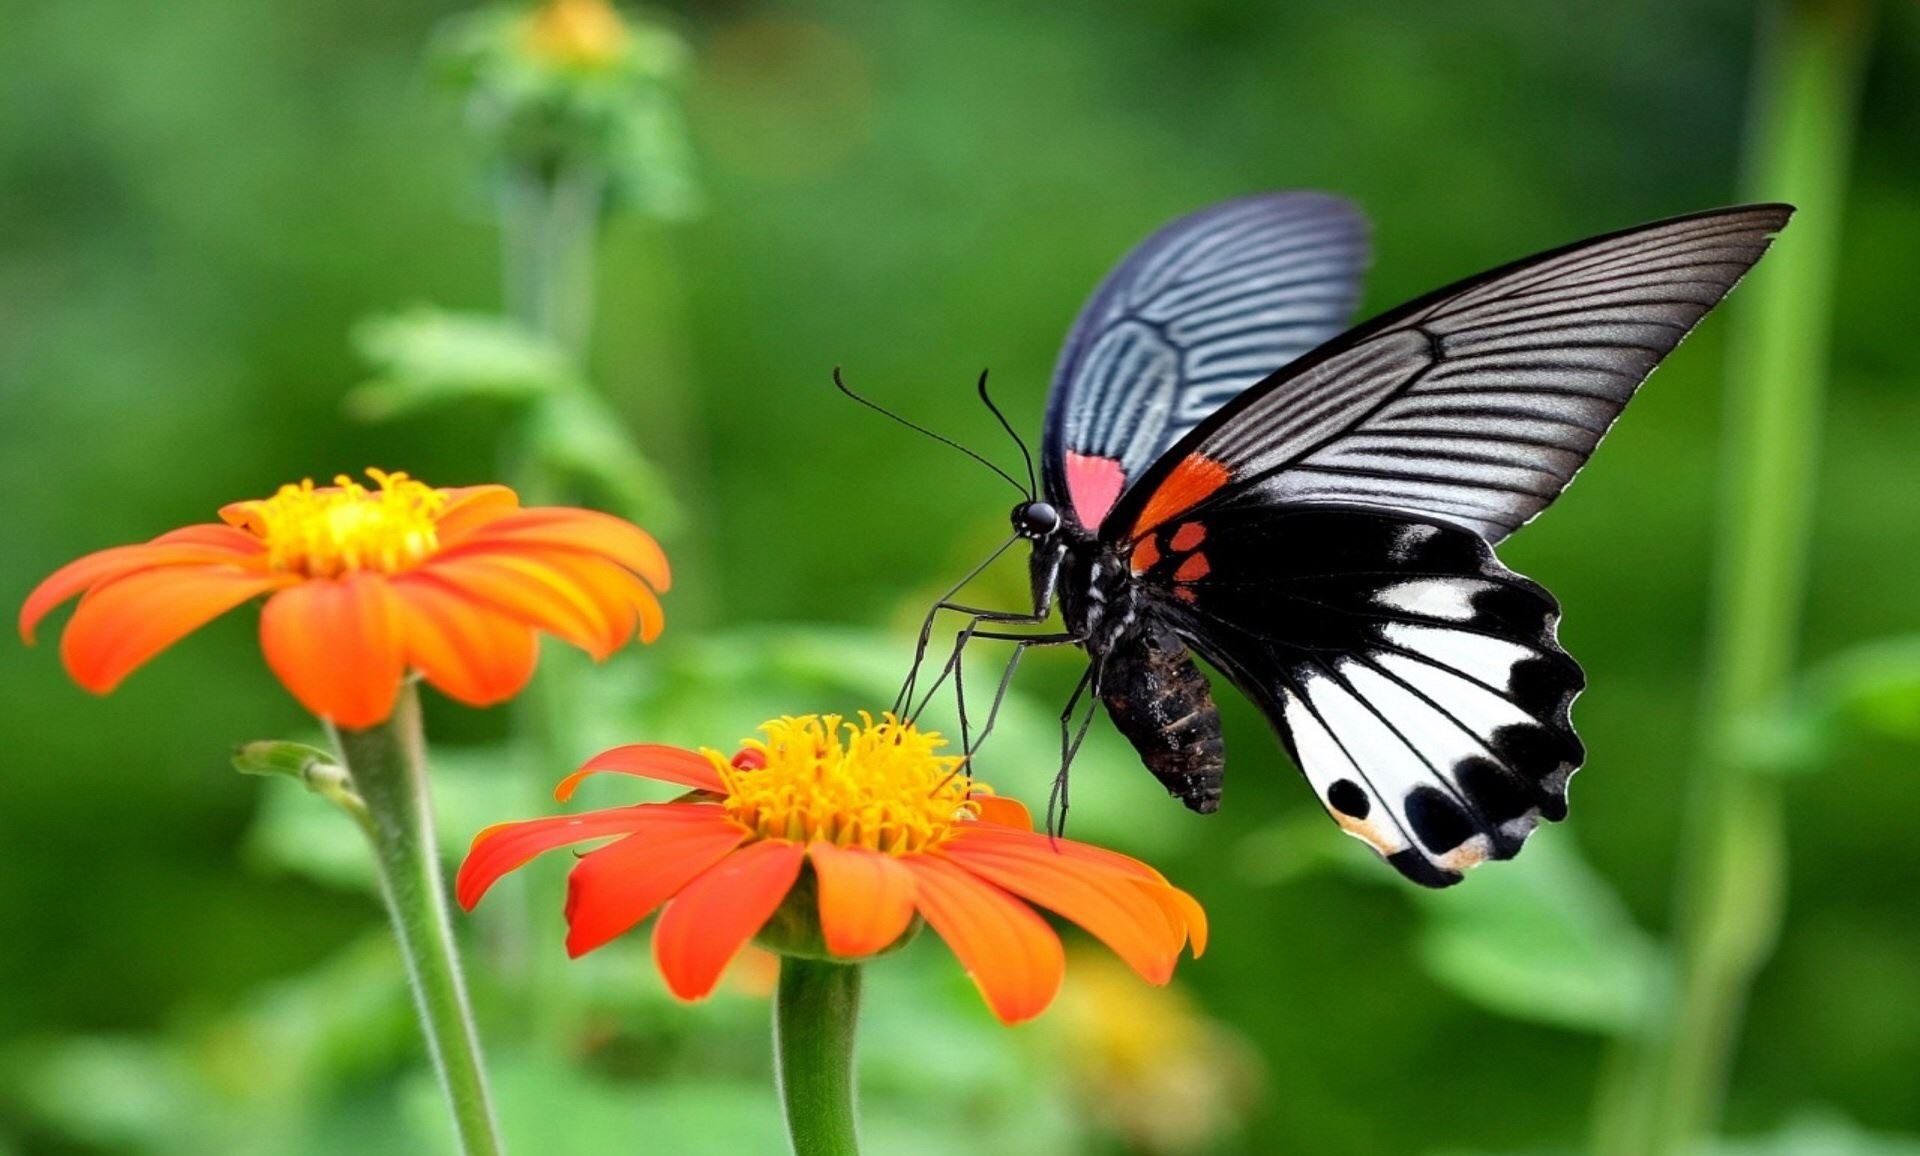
top-left (1012, 501), bottom-right (1060, 539)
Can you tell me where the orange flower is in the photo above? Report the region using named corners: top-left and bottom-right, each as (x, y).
top-left (20, 469), bottom-right (669, 728)
top-left (457, 713), bottom-right (1206, 1024)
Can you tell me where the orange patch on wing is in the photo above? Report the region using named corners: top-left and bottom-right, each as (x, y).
top-left (1130, 537), bottom-right (1162, 574)
top-left (1132, 455), bottom-right (1231, 538)
top-left (1172, 587), bottom-right (1198, 605)
top-left (1169, 522), bottom-right (1207, 552)
top-left (1173, 554), bottom-right (1211, 583)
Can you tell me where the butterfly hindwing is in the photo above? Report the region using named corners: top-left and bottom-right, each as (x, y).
top-left (1103, 204), bottom-right (1794, 545)
top-left (1042, 192), bottom-right (1370, 530)
top-left (1130, 505), bottom-right (1585, 886)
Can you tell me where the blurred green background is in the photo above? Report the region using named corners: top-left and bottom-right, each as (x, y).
top-left (2, 1), bottom-right (1917, 1154)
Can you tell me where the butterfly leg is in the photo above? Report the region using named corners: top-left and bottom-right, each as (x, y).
top-left (910, 616), bottom-right (1074, 740)
top-left (893, 536), bottom-right (1024, 713)
top-left (961, 629), bottom-right (1079, 758)
top-left (1047, 664), bottom-right (1102, 840)
top-left (896, 600), bottom-right (1054, 716)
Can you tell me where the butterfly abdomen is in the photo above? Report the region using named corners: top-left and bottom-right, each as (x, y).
top-left (1097, 620), bottom-right (1226, 813)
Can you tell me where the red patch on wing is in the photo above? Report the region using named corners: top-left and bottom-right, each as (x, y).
top-left (1130, 537), bottom-right (1161, 575)
top-left (1174, 554), bottom-right (1211, 583)
top-left (1172, 587), bottom-right (1198, 604)
top-left (1064, 452), bottom-right (1126, 528)
top-left (1132, 455), bottom-right (1231, 538)
top-left (1169, 522), bottom-right (1207, 552)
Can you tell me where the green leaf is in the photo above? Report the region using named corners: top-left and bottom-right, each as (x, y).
top-left (233, 739), bottom-right (340, 782)
top-left (345, 308), bottom-right (579, 421)
top-left (1741, 634), bottom-right (1920, 775)
top-left (527, 390), bottom-right (681, 528)
top-left (1804, 634), bottom-right (1920, 744)
top-left (1712, 1110), bottom-right (1920, 1156)
top-left (1411, 830), bottom-right (1666, 1035)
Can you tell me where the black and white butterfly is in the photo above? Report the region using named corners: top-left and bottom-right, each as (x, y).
top-left (883, 193), bottom-right (1791, 887)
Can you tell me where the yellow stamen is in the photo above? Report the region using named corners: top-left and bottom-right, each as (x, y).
top-left (234, 469), bottom-right (446, 578)
top-left (713, 714), bottom-right (987, 855)
top-left (522, 0), bottom-right (630, 69)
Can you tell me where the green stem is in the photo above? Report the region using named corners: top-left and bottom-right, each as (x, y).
top-left (1604, 3), bottom-right (1870, 1153)
top-left (498, 157), bottom-right (608, 1051)
top-left (775, 958), bottom-right (863, 1156)
top-left (333, 684), bottom-right (505, 1156)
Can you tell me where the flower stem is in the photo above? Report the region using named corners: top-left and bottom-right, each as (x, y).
top-left (774, 958), bottom-right (863, 1156)
top-left (1595, 3), bottom-right (1869, 1154)
top-left (333, 684), bottom-right (506, 1156)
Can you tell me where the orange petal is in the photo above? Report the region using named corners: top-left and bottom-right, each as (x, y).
top-left (415, 554), bottom-right (616, 659)
top-left (938, 831), bottom-right (1180, 983)
top-left (149, 523), bottom-right (266, 553)
top-left (652, 840), bottom-right (806, 1001)
top-left (902, 854), bottom-right (1064, 1024)
top-left (953, 826), bottom-right (1206, 955)
top-left (57, 565), bottom-right (287, 692)
top-left (969, 794), bottom-right (1033, 831)
top-left (434, 485), bottom-right (522, 542)
top-left (22, 542), bottom-right (264, 644)
top-left (521, 548), bottom-right (643, 653)
top-left (564, 811), bottom-right (748, 956)
top-left (460, 508), bottom-right (670, 592)
top-left (630, 580), bottom-right (666, 644)
top-left (259, 575), bottom-right (406, 728)
top-left (808, 842), bottom-right (917, 958)
top-left (455, 801), bottom-right (710, 909)
top-left (1154, 884), bottom-right (1209, 958)
top-left (555, 744), bottom-right (726, 801)
top-left (391, 578), bottom-right (539, 708)
top-left (960, 825), bottom-right (1166, 882)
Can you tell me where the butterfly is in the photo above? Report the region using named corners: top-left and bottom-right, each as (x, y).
top-left (882, 193), bottom-right (1792, 887)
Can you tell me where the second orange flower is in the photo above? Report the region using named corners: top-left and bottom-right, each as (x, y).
top-left (20, 469), bottom-right (669, 727)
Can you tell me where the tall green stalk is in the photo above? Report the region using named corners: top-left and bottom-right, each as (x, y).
top-left (775, 959), bottom-right (864, 1156)
top-left (333, 684), bottom-right (505, 1156)
top-left (1601, 2), bottom-right (1870, 1153)
top-left (499, 159), bottom-right (607, 1052)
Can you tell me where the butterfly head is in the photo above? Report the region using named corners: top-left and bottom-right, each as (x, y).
top-left (1011, 500), bottom-right (1062, 542)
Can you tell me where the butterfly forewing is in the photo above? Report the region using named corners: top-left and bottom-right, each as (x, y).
top-left (1042, 192), bottom-right (1371, 530)
top-left (1103, 204), bottom-right (1794, 544)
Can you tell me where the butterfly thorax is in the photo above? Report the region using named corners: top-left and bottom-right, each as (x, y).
top-left (1049, 534), bottom-right (1149, 656)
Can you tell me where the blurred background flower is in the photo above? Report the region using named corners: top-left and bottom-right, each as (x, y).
top-left (2, 1), bottom-right (1917, 1154)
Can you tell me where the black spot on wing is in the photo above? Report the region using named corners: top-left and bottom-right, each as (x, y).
top-left (1328, 779), bottom-right (1370, 819)
top-left (1405, 785), bottom-right (1477, 855)
top-left (1487, 723), bottom-right (1585, 821)
top-left (1469, 582), bottom-right (1556, 639)
top-left (1509, 653), bottom-right (1587, 721)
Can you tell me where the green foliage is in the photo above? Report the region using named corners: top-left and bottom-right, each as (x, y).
top-left (1751, 635), bottom-right (1920, 773)
top-left (1712, 1112), bottom-right (1920, 1156)
top-left (345, 309), bottom-right (580, 421)
top-left (1407, 832), bottom-right (1667, 1036)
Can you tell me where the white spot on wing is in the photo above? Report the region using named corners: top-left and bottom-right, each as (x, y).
top-left (1380, 622), bottom-right (1532, 691)
top-left (1375, 580), bottom-right (1479, 622)
top-left (1281, 684), bottom-right (1408, 855)
top-left (1374, 649), bottom-right (1535, 735)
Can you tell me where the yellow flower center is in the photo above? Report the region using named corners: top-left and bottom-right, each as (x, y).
top-left (714, 714), bottom-right (982, 855)
top-left (522, 0), bottom-right (630, 69)
top-left (236, 470), bottom-right (446, 578)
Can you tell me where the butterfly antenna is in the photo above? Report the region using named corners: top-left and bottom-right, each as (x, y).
top-left (832, 366), bottom-right (1027, 495)
top-left (976, 369), bottom-right (1036, 500)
